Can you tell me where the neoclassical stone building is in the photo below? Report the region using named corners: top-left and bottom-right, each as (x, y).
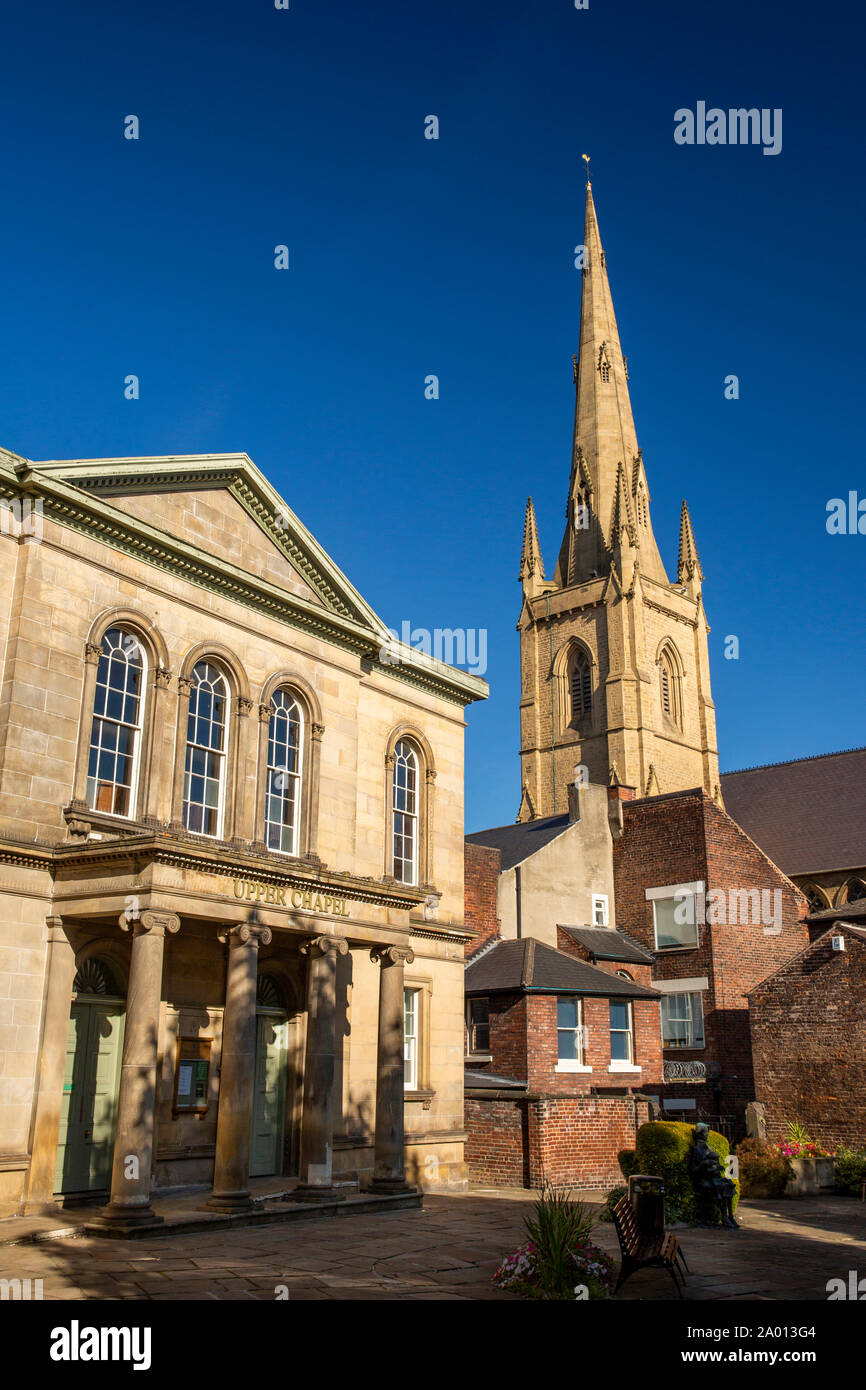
top-left (517, 180), bottom-right (720, 817)
top-left (0, 445), bottom-right (485, 1222)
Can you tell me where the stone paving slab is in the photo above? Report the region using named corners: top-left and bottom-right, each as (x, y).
top-left (0, 1189), bottom-right (863, 1300)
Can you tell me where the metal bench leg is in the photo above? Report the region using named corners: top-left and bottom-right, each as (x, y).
top-left (668, 1263), bottom-right (684, 1299)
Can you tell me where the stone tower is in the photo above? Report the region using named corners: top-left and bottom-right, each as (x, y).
top-left (517, 179), bottom-right (720, 819)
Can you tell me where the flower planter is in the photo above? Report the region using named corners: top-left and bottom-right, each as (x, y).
top-left (786, 1157), bottom-right (822, 1197)
top-left (816, 1157), bottom-right (835, 1191)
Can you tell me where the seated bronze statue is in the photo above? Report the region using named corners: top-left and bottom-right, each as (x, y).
top-left (688, 1123), bottom-right (739, 1228)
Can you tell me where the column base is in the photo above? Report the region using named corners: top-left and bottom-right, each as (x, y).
top-left (204, 1190), bottom-right (256, 1212)
top-left (288, 1184), bottom-right (347, 1204)
top-left (368, 1177), bottom-right (417, 1195)
top-left (88, 1202), bottom-right (164, 1230)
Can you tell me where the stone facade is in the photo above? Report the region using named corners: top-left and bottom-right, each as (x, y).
top-left (748, 925), bottom-right (866, 1151)
top-left (516, 182), bottom-right (719, 818)
top-left (0, 446), bottom-right (485, 1218)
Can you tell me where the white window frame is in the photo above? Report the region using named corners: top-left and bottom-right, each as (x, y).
top-left (86, 627), bottom-right (147, 819)
top-left (403, 987), bottom-right (420, 1091)
top-left (183, 661), bottom-right (229, 840)
top-left (392, 740), bottom-right (419, 886)
top-left (646, 881), bottom-right (703, 950)
top-left (609, 998), bottom-right (640, 1072)
top-left (265, 688), bottom-right (304, 856)
top-left (659, 990), bottom-right (706, 1050)
top-left (555, 995), bottom-right (592, 1073)
top-left (592, 893), bottom-right (609, 927)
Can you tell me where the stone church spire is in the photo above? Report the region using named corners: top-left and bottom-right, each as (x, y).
top-left (520, 496), bottom-right (546, 597)
top-left (677, 498), bottom-right (704, 597)
top-left (554, 180), bottom-right (668, 589)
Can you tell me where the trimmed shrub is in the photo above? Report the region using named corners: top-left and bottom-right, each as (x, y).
top-left (833, 1146), bottom-right (866, 1197)
top-left (618, 1149), bottom-right (637, 1180)
top-left (735, 1138), bottom-right (792, 1198)
top-left (598, 1184), bottom-right (628, 1223)
top-left (617, 1121), bottom-right (740, 1225)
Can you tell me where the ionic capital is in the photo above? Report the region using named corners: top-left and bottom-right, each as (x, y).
top-left (301, 933), bottom-right (349, 959)
top-left (370, 944), bottom-right (415, 968)
top-left (219, 922), bottom-right (273, 949)
top-left (118, 909), bottom-right (181, 937)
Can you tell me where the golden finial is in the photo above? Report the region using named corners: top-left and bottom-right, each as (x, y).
top-left (581, 152), bottom-right (591, 186)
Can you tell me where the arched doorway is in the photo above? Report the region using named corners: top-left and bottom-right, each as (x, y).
top-left (55, 957), bottom-right (126, 1196)
top-left (250, 973), bottom-right (290, 1178)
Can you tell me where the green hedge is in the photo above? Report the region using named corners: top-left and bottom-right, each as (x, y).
top-left (617, 1121), bottom-right (740, 1224)
top-left (833, 1146), bottom-right (866, 1196)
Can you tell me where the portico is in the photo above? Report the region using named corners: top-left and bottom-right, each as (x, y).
top-left (23, 834), bottom-right (454, 1228)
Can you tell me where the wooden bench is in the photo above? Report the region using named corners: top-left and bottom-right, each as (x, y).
top-left (611, 1194), bottom-right (689, 1298)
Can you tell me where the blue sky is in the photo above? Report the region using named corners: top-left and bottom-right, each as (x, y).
top-left (1, 0), bottom-right (864, 831)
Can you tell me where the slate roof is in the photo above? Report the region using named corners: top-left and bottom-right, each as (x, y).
top-left (805, 901), bottom-right (866, 926)
top-left (465, 813), bottom-right (571, 871)
top-left (464, 1069), bottom-right (527, 1091)
top-left (464, 936), bottom-right (659, 998)
top-left (558, 925), bottom-right (654, 965)
top-left (720, 747), bottom-right (866, 876)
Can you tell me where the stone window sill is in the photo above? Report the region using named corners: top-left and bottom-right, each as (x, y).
top-left (464, 1053), bottom-right (493, 1064)
top-left (403, 1088), bottom-right (435, 1109)
top-left (555, 1061), bottom-right (593, 1074)
top-left (608, 1063), bottom-right (641, 1074)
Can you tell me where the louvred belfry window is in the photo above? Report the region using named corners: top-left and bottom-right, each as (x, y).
top-left (570, 650), bottom-right (592, 720)
top-left (86, 628), bottom-right (146, 817)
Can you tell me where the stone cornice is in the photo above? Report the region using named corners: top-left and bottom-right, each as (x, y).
top-left (0, 453), bottom-right (487, 708)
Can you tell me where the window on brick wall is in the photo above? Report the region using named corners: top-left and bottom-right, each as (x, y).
top-left (660, 991), bottom-right (705, 1049)
top-left (466, 997), bottom-right (490, 1054)
top-left (648, 883), bottom-right (702, 949)
top-left (556, 996), bottom-right (583, 1064)
top-left (609, 999), bottom-right (634, 1065)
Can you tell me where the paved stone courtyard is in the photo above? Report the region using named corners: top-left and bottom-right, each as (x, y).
top-left (1, 1190), bottom-right (864, 1301)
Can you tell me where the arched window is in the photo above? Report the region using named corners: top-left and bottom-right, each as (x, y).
top-left (600, 360), bottom-right (611, 383)
top-left (392, 740), bottom-right (419, 884)
top-left (570, 648), bottom-right (592, 721)
top-left (659, 646), bottom-right (682, 727)
top-left (845, 878), bottom-right (866, 904)
top-left (86, 627), bottom-right (146, 817)
top-left (802, 884), bottom-right (829, 915)
top-left (183, 661), bottom-right (228, 837)
top-left (265, 689), bottom-right (303, 855)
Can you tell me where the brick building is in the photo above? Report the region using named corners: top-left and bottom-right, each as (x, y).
top-left (748, 922), bottom-right (866, 1150)
top-left (464, 933), bottom-right (660, 1189)
top-left (612, 784), bottom-right (809, 1129)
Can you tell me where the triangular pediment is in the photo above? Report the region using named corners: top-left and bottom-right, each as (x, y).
top-left (28, 453), bottom-right (378, 625)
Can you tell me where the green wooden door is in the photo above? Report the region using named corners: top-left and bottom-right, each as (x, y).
top-left (250, 1013), bottom-right (288, 1177)
top-left (55, 1000), bottom-right (125, 1195)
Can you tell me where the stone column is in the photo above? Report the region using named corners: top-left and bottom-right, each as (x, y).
top-left (294, 933), bottom-right (348, 1200)
top-left (370, 945), bottom-right (415, 1193)
top-left (206, 921), bottom-right (272, 1211)
top-left (92, 910), bottom-right (179, 1228)
top-left (24, 917), bottom-right (77, 1214)
top-left (169, 675), bottom-right (194, 831)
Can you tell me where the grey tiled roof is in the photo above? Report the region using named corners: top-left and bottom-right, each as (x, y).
top-left (558, 925), bottom-right (654, 965)
top-left (721, 747), bottom-right (866, 876)
top-left (463, 936), bottom-right (659, 999)
top-left (465, 813), bottom-right (571, 871)
top-left (463, 1069), bottom-right (527, 1091)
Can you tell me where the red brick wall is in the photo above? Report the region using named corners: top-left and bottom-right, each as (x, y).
top-left (749, 930), bottom-right (866, 1149)
top-left (485, 992), bottom-right (529, 1080)
top-left (464, 1094), bottom-right (651, 1189)
top-left (523, 994), bottom-right (662, 1092)
top-left (613, 790), bottom-right (808, 1121)
top-left (464, 842), bottom-right (501, 958)
top-left (464, 1097), bottom-right (529, 1186)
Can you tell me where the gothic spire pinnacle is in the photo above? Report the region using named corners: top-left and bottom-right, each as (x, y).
top-left (677, 498), bottom-right (704, 594)
top-left (520, 496), bottom-right (546, 596)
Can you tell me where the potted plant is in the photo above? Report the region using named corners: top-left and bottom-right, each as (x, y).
top-left (492, 1185), bottom-right (614, 1299)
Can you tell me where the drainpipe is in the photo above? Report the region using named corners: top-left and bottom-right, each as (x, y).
top-left (515, 865), bottom-right (523, 939)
